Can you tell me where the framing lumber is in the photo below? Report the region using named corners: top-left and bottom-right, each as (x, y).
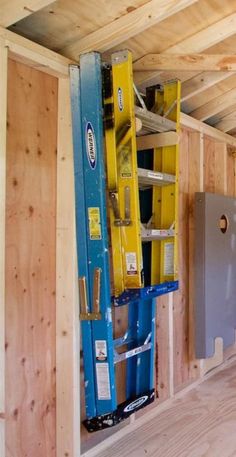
top-left (56, 78), bottom-right (80, 457)
top-left (0, 40), bottom-right (7, 457)
top-left (214, 114), bottom-right (236, 133)
top-left (136, 131), bottom-right (179, 150)
top-left (135, 12), bottom-right (236, 87)
top-left (0, 0), bottom-right (54, 27)
top-left (181, 112), bottom-right (236, 147)
top-left (0, 26), bottom-right (72, 78)
top-left (61, 0), bottom-right (199, 58)
top-left (134, 54), bottom-right (236, 72)
top-left (181, 72), bottom-right (232, 102)
top-left (190, 87), bottom-right (236, 121)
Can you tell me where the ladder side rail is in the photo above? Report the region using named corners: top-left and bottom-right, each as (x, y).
top-left (80, 53), bottom-right (117, 416)
top-left (70, 65), bottom-right (97, 418)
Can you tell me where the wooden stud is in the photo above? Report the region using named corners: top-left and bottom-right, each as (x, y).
top-left (134, 54), bottom-right (236, 72)
top-left (135, 12), bottom-right (236, 87)
top-left (56, 77), bottom-right (80, 457)
top-left (61, 0), bottom-right (199, 58)
top-left (0, 0), bottom-right (54, 27)
top-left (188, 131), bottom-right (201, 380)
top-left (0, 40), bottom-right (7, 457)
top-left (173, 128), bottom-right (190, 391)
top-left (136, 132), bottom-right (179, 151)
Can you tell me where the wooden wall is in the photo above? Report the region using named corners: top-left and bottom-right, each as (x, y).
top-left (3, 56), bottom-right (236, 456)
top-left (5, 60), bottom-right (58, 457)
top-left (81, 127), bottom-right (236, 452)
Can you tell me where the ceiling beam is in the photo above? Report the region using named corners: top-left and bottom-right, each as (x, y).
top-left (0, 25), bottom-right (73, 77)
top-left (214, 116), bottom-right (236, 133)
top-left (180, 112), bottom-right (236, 146)
top-left (0, 0), bottom-right (54, 27)
top-left (134, 54), bottom-right (236, 72)
top-left (61, 0), bottom-right (199, 59)
top-left (190, 87), bottom-right (236, 121)
top-left (181, 72), bottom-right (232, 101)
top-left (135, 12), bottom-right (236, 88)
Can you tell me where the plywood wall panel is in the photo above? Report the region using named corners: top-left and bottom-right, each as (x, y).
top-left (5, 59), bottom-right (57, 457)
top-left (227, 151), bottom-right (236, 197)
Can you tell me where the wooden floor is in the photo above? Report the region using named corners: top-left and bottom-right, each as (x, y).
top-left (95, 361), bottom-right (236, 457)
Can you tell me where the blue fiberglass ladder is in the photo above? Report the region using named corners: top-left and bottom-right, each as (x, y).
top-left (70, 52), bottom-right (178, 433)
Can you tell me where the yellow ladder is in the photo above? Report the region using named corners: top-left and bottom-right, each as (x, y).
top-left (145, 81), bottom-right (181, 284)
top-left (105, 50), bottom-right (143, 297)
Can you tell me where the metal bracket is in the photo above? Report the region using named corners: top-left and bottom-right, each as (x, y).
top-left (109, 187), bottom-right (132, 226)
top-left (79, 269), bottom-right (102, 320)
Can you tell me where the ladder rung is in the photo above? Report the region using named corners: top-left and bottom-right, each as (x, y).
top-left (138, 168), bottom-right (175, 188)
top-left (141, 227), bottom-right (175, 242)
top-left (113, 333), bottom-right (133, 348)
top-left (114, 342), bottom-right (152, 364)
top-left (135, 106), bottom-right (176, 134)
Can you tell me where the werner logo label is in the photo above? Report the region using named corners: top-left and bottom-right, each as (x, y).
top-left (123, 395), bottom-right (148, 413)
top-left (86, 122), bottom-right (96, 169)
top-left (118, 87), bottom-right (124, 112)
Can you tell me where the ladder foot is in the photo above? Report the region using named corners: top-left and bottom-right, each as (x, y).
top-left (83, 389), bottom-right (155, 432)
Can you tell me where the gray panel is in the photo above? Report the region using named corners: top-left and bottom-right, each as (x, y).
top-left (194, 192), bottom-right (236, 358)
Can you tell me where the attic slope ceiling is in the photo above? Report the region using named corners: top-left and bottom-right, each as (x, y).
top-left (3, 0), bottom-right (236, 134)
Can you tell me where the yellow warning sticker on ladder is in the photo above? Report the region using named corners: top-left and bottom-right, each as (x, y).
top-left (119, 145), bottom-right (132, 178)
top-left (88, 207), bottom-right (101, 240)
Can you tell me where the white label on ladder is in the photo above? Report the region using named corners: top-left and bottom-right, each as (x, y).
top-left (164, 242), bottom-right (174, 276)
top-left (96, 363), bottom-right (111, 400)
top-left (118, 87), bottom-right (124, 112)
top-left (95, 340), bottom-right (107, 361)
top-left (126, 252), bottom-right (137, 275)
top-left (86, 122), bottom-right (97, 170)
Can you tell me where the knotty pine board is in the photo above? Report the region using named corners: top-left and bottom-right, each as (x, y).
top-left (5, 59), bottom-right (57, 457)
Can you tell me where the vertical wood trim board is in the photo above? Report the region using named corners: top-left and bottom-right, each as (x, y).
top-left (0, 41), bottom-right (8, 457)
top-left (188, 131), bottom-right (201, 380)
top-left (5, 60), bottom-right (57, 457)
top-left (56, 77), bottom-right (80, 457)
top-left (173, 128), bottom-right (189, 391)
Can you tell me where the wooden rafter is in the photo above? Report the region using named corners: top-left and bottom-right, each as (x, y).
top-left (135, 12), bottom-right (236, 88)
top-left (61, 0), bottom-right (199, 59)
top-left (181, 72), bottom-right (232, 102)
top-left (0, 0), bottom-right (54, 27)
top-left (134, 54), bottom-right (236, 72)
top-left (190, 87), bottom-right (236, 121)
top-left (214, 110), bottom-right (236, 133)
